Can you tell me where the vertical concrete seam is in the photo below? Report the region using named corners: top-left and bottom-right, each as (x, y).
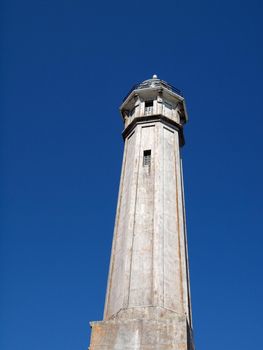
top-left (162, 125), bottom-right (165, 307)
top-left (174, 133), bottom-right (184, 312)
top-left (127, 126), bottom-right (142, 306)
top-left (180, 157), bottom-right (193, 328)
top-left (104, 138), bottom-right (128, 319)
top-left (151, 124), bottom-right (156, 305)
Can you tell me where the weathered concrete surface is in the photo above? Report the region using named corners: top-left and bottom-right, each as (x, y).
top-left (104, 121), bottom-right (191, 325)
top-left (88, 77), bottom-right (194, 350)
top-left (89, 315), bottom-right (193, 350)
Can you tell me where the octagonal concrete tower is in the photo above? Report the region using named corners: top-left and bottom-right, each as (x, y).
top-left (89, 76), bottom-right (194, 350)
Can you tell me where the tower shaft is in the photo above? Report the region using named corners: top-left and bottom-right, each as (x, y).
top-left (105, 121), bottom-right (191, 323)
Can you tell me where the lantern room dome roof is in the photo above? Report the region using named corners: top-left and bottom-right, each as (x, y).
top-left (123, 75), bottom-right (183, 102)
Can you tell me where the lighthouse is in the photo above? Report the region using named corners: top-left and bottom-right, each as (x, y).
top-left (89, 75), bottom-right (194, 350)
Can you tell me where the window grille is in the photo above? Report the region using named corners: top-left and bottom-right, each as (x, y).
top-left (143, 150), bottom-right (151, 166)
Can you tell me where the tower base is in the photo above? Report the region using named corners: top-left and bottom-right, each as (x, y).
top-left (89, 316), bottom-right (194, 350)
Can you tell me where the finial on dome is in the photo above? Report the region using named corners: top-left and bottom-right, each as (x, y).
top-left (152, 74), bottom-right (158, 79)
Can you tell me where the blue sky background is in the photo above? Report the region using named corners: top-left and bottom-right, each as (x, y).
top-left (1, 0), bottom-right (262, 349)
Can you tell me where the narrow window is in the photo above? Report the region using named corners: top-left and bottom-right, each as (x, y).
top-left (143, 150), bottom-right (151, 166)
top-left (164, 101), bottom-right (172, 110)
top-left (145, 101), bottom-right (153, 108)
top-left (144, 100), bottom-right (153, 115)
top-left (130, 106), bottom-right (136, 117)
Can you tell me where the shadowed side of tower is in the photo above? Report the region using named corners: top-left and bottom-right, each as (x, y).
top-left (89, 76), bottom-right (194, 350)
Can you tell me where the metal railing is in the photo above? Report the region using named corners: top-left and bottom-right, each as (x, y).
top-left (122, 79), bottom-right (183, 102)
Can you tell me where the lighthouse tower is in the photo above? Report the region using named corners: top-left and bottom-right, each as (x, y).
top-left (89, 76), bottom-right (194, 350)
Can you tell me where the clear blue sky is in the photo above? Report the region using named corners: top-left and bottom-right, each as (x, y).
top-left (1, 0), bottom-right (262, 349)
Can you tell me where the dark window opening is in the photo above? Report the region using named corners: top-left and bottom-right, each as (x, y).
top-left (143, 150), bottom-right (151, 166)
top-left (145, 101), bottom-right (153, 115)
top-left (130, 106), bottom-right (136, 117)
top-left (145, 101), bottom-right (153, 107)
top-left (164, 101), bottom-right (172, 110)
